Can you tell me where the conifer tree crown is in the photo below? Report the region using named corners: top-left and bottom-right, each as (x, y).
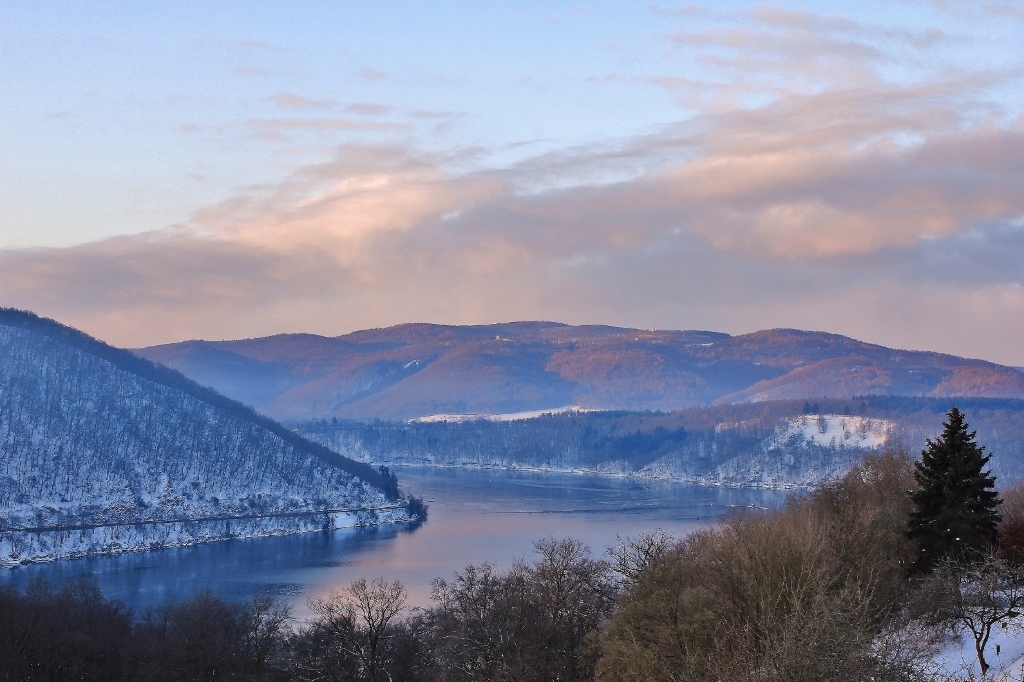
top-left (907, 407), bottom-right (1001, 571)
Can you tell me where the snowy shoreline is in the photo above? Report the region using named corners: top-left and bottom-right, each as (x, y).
top-left (1, 503), bottom-right (418, 568)
top-left (379, 460), bottom-right (817, 490)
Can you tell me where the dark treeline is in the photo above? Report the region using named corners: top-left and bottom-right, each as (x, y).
top-left (5, 449), bottom-right (1024, 681)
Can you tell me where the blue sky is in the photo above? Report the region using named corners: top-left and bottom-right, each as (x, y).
top-left (2, 1), bottom-right (1024, 363)
top-left (3, 1), bottom-right (690, 245)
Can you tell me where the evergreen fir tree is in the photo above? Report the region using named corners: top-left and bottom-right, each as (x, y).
top-left (908, 407), bottom-right (1001, 571)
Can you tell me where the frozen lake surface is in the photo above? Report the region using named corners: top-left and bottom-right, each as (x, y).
top-left (1, 467), bottom-right (787, 613)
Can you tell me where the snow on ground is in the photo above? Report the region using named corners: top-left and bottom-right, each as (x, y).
top-left (413, 406), bottom-right (591, 423)
top-left (934, 624), bottom-right (1024, 680)
top-left (779, 414), bottom-right (890, 449)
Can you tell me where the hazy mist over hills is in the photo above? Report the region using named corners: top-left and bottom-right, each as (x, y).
top-left (138, 322), bottom-right (1024, 422)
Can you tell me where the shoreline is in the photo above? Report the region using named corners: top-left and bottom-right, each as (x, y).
top-left (376, 460), bottom-right (817, 491)
top-left (1, 504), bottom-right (420, 568)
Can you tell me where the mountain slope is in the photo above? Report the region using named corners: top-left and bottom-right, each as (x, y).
top-left (0, 309), bottom-right (416, 565)
top-left (138, 323), bottom-right (1024, 421)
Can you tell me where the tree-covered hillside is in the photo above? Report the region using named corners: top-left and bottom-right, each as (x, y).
top-left (0, 309), bottom-right (420, 565)
top-left (299, 397), bottom-right (1024, 487)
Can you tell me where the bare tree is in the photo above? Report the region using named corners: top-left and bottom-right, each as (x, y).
top-left (428, 537), bottom-right (617, 682)
top-left (526, 537), bottom-right (619, 681)
top-left (607, 529), bottom-right (675, 588)
top-left (305, 578), bottom-right (408, 682)
top-left (929, 556), bottom-right (1024, 676)
top-left (240, 594), bottom-right (292, 673)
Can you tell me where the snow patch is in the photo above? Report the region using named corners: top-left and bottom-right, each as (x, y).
top-left (777, 414), bottom-right (890, 450)
top-left (933, 622), bottom-right (1024, 680)
top-left (412, 406), bottom-right (592, 423)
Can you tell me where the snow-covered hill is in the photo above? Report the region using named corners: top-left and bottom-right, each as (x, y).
top-left (301, 411), bottom-right (896, 488)
top-left (300, 394), bottom-right (1024, 488)
top-left (0, 309), bottom-right (420, 565)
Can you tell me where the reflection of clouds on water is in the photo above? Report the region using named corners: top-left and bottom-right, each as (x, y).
top-left (0, 467), bottom-right (785, 613)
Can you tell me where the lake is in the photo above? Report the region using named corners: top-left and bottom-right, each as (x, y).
top-left (0, 467), bottom-right (788, 614)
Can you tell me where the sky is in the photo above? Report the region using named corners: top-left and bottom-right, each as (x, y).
top-left (2, 1), bottom-right (1024, 364)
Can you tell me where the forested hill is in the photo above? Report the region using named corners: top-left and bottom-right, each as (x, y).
top-left (299, 396), bottom-right (1024, 488)
top-left (138, 322), bottom-right (1024, 421)
top-left (0, 308), bottom-right (416, 565)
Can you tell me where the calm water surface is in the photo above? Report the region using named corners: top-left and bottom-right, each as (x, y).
top-left (1, 467), bottom-right (787, 613)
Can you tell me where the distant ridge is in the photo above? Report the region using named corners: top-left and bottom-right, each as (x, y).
top-left (138, 321), bottom-right (1024, 422)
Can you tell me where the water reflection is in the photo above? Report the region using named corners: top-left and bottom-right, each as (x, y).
top-left (1, 467), bottom-right (788, 613)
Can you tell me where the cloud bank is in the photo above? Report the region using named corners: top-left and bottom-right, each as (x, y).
top-left (3, 4), bottom-right (1024, 364)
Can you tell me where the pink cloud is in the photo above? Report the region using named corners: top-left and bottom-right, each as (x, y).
top-left (359, 67), bottom-right (391, 81)
top-left (266, 93), bottom-right (335, 110)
